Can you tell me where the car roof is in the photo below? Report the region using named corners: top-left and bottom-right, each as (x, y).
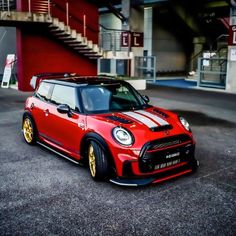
top-left (43, 76), bottom-right (126, 87)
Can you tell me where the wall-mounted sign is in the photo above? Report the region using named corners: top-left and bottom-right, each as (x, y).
top-left (121, 32), bottom-right (131, 47)
top-left (229, 25), bottom-right (236, 45)
top-left (131, 32), bottom-right (143, 47)
top-left (1, 54), bottom-right (16, 88)
top-left (121, 32), bottom-right (143, 47)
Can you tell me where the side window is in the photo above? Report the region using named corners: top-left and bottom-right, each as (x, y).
top-left (36, 82), bottom-right (52, 101)
top-left (51, 85), bottom-right (76, 110)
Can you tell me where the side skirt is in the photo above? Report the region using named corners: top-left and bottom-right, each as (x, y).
top-left (37, 141), bottom-right (83, 166)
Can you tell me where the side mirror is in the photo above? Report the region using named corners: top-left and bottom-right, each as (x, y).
top-left (57, 104), bottom-right (72, 117)
top-left (142, 95), bottom-right (150, 103)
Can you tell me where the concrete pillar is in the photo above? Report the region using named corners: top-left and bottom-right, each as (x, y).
top-left (226, 7), bottom-right (236, 93)
top-left (121, 0), bottom-right (130, 31)
top-left (144, 7), bottom-right (153, 56)
top-left (120, 0), bottom-right (144, 76)
top-left (191, 37), bottom-right (206, 72)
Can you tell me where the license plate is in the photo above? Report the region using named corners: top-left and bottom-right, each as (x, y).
top-left (154, 159), bottom-right (180, 170)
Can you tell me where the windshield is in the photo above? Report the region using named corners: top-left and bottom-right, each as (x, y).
top-left (80, 82), bottom-right (147, 114)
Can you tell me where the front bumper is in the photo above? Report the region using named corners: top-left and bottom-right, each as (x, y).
top-left (111, 134), bottom-right (198, 186)
top-left (110, 159), bottom-right (199, 187)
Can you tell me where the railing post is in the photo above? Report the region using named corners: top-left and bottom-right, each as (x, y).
top-left (48, 0), bottom-right (51, 16)
top-left (2, 0), bottom-right (4, 11)
top-left (66, 1), bottom-right (69, 26)
top-left (112, 31), bottom-right (115, 53)
top-left (83, 14), bottom-right (86, 37)
top-left (7, 0), bottom-right (10, 13)
top-left (28, 0), bottom-right (31, 14)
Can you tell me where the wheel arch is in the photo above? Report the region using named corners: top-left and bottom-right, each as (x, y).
top-left (80, 132), bottom-right (116, 175)
top-left (23, 110), bottom-right (34, 121)
top-left (22, 111), bottom-right (38, 144)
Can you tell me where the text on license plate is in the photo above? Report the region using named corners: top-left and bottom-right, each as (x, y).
top-left (154, 159), bottom-right (180, 170)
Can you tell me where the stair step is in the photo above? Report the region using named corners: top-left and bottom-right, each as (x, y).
top-left (0, 11), bottom-right (104, 59)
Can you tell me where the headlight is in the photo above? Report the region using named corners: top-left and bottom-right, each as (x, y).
top-left (112, 127), bottom-right (134, 146)
top-left (179, 116), bottom-right (191, 132)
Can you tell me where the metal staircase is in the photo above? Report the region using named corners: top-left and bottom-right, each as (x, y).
top-left (0, 2), bottom-right (103, 60)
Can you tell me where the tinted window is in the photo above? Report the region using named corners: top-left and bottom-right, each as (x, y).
top-left (80, 83), bottom-right (145, 113)
top-left (81, 87), bottom-right (111, 112)
top-left (36, 82), bottom-right (52, 101)
top-left (51, 85), bottom-right (76, 110)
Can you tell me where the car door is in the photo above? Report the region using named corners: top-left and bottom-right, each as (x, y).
top-left (46, 84), bottom-right (85, 156)
top-left (31, 81), bottom-right (54, 140)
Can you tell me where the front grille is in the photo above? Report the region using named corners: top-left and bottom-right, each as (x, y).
top-left (139, 134), bottom-right (194, 173)
top-left (150, 134), bottom-right (191, 150)
top-left (151, 139), bottom-right (180, 149)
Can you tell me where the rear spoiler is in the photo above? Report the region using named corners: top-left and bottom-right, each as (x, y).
top-left (30, 72), bottom-right (75, 90)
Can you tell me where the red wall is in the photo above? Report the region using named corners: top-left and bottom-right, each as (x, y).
top-left (16, 0), bottom-right (99, 91)
top-left (18, 0), bottom-right (98, 43)
top-left (17, 27), bottom-right (97, 91)
top-left (51, 0), bottom-right (99, 43)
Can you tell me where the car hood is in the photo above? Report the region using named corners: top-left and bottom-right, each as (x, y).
top-left (87, 107), bottom-right (190, 147)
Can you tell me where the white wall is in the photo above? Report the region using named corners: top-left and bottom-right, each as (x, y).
top-left (99, 13), bottom-right (122, 29)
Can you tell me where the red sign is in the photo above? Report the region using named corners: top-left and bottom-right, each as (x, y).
top-left (131, 32), bottom-right (143, 47)
top-left (229, 25), bottom-right (236, 45)
top-left (121, 32), bottom-right (131, 47)
top-left (121, 32), bottom-right (143, 47)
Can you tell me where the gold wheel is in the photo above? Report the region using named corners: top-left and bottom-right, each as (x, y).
top-left (23, 118), bottom-right (33, 143)
top-left (88, 144), bottom-right (96, 177)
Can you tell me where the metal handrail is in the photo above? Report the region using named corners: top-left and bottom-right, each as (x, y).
top-left (0, 0), bottom-right (98, 38)
top-left (99, 24), bottom-right (133, 52)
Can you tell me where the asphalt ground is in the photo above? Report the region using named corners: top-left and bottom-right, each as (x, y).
top-left (0, 86), bottom-right (235, 236)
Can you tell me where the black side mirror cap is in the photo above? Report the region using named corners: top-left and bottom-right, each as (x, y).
top-left (142, 95), bottom-right (150, 103)
top-left (57, 104), bottom-right (72, 117)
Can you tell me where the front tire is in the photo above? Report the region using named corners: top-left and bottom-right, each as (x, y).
top-left (88, 141), bottom-right (109, 181)
top-left (22, 115), bottom-right (37, 145)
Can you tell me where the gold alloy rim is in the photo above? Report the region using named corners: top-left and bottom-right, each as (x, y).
top-left (88, 144), bottom-right (96, 177)
top-left (23, 118), bottom-right (33, 143)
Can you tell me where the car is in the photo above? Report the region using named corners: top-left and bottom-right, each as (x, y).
top-left (22, 75), bottom-right (199, 186)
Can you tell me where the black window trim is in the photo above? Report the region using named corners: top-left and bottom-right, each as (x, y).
top-left (34, 81), bottom-right (54, 102)
top-left (35, 81), bottom-right (82, 114)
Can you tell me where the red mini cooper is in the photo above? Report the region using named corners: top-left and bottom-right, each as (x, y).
top-left (22, 75), bottom-right (198, 186)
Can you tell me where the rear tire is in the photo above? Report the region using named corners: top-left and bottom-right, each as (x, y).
top-left (88, 141), bottom-right (109, 181)
top-left (22, 115), bottom-right (37, 145)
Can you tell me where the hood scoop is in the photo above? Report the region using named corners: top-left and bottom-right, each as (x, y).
top-left (150, 124), bottom-right (173, 132)
top-left (106, 115), bottom-right (133, 124)
top-left (152, 108), bottom-right (169, 118)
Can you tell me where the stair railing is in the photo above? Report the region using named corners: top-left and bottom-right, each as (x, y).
top-left (0, 0), bottom-right (98, 40)
top-left (99, 24), bottom-right (131, 53)
top-left (1, 0), bottom-right (15, 12)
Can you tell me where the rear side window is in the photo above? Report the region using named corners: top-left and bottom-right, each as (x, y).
top-left (51, 85), bottom-right (76, 110)
top-left (36, 82), bottom-right (52, 101)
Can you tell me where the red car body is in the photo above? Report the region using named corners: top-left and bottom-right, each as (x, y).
top-left (22, 75), bottom-right (198, 186)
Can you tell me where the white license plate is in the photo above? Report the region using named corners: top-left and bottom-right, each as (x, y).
top-left (154, 159), bottom-right (180, 170)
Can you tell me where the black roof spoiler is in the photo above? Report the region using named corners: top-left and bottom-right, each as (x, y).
top-left (30, 72), bottom-right (75, 90)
